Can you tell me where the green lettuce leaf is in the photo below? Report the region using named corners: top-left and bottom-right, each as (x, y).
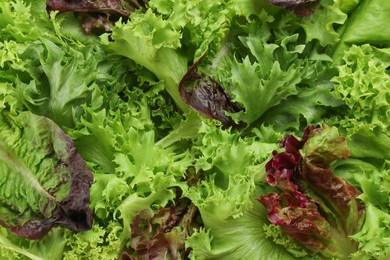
top-left (186, 191), bottom-right (308, 259)
top-left (101, 9), bottom-right (188, 111)
top-left (2, 0), bottom-right (390, 259)
top-left (331, 159), bottom-right (390, 259)
top-left (333, 0), bottom-right (390, 62)
top-left (299, 0), bottom-right (347, 47)
top-left (210, 8), bottom-right (341, 127)
top-left (0, 110), bottom-right (93, 239)
top-left (331, 44), bottom-right (390, 132)
top-left (184, 124), bottom-right (294, 259)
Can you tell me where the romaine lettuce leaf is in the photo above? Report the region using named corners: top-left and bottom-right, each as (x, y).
top-left (0, 110), bottom-right (93, 239)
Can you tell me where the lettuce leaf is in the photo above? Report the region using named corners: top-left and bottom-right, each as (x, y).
top-left (0, 110), bottom-right (93, 239)
top-left (184, 124), bottom-right (296, 259)
top-left (2, 0), bottom-right (390, 259)
top-left (259, 125), bottom-right (365, 258)
top-left (331, 159), bottom-right (390, 259)
top-left (266, 0), bottom-right (320, 16)
top-left (331, 44), bottom-right (390, 132)
top-left (186, 199), bottom-right (305, 260)
top-left (333, 0), bottom-right (390, 62)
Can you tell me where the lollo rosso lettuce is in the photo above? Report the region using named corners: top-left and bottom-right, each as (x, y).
top-left (259, 125), bottom-right (365, 258)
top-left (0, 110), bottom-right (93, 240)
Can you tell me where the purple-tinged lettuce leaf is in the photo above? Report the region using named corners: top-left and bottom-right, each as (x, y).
top-left (330, 159), bottom-right (390, 259)
top-left (184, 124), bottom-right (301, 259)
top-left (186, 188), bottom-right (311, 260)
top-left (179, 56), bottom-right (241, 128)
top-left (0, 111), bottom-right (93, 240)
top-left (258, 192), bottom-right (334, 254)
top-left (123, 197), bottom-right (199, 260)
top-left (259, 125), bottom-right (365, 258)
top-left (46, 0), bottom-right (148, 33)
top-left (267, 0), bottom-right (320, 16)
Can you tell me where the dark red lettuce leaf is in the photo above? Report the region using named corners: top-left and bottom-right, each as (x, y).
top-left (46, 0), bottom-right (148, 33)
top-left (259, 125), bottom-right (365, 258)
top-left (267, 0), bottom-right (321, 16)
top-left (124, 198), bottom-right (199, 260)
top-left (179, 55), bottom-right (241, 128)
top-left (258, 192), bottom-right (333, 253)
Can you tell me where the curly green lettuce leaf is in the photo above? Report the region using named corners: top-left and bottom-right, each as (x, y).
top-left (0, 0), bottom-right (49, 41)
top-left (212, 17), bottom-right (301, 125)
top-left (258, 70), bottom-right (342, 131)
top-left (299, 0), bottom-right (347, 46)
top-left (210, 8), bottom-right (341, 127)
top-left (331, 44), bottom-right (390, 133)
top-left (148, 0), bottom-right (237, 60)
top-left (1, 1), bottom-right (131, 128)
top-left (183, 124), bottom-right (296, 259)
top-left (101, 9), bottom-right (188, 110)
top-left (62, 221), bottom-right (123, 260)
top-left (326, 43), bottom-right (390, 165)
top-left (0, 111), bottom-right (93, 239)
top-left (102, 0), bottom-right (256, 112)
top-left (65, 84), bottom-right (195, 255)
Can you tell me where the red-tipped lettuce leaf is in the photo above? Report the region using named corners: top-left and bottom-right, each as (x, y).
top-left (0, 111), bottom-right (93, 240)
top-left (259, 125), bottom-right (365, 258)
top-left (125, 198), bottom-right (199, 259)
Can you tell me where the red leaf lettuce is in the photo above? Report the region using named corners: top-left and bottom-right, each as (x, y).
top-left (259, 125), bottom-right (365, 258)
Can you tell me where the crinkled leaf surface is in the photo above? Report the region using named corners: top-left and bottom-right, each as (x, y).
top-left (0, 111), bottom-right (93, 239)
